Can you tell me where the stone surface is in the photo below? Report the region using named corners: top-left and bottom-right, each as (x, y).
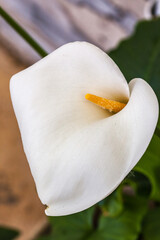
top-left (0, 0), bottom-right (147, 64)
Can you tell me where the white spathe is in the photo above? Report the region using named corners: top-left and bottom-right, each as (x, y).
top-left (10, 42), bottom-right (159, 216)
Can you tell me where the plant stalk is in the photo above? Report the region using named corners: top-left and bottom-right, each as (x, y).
top-left (0, 7), bottom-right (48, 58)
top-left (155, 126), bottom-right (160, 139)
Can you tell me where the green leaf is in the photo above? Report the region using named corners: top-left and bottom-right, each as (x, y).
top-left (109, 18), bottom-right (160, 104)
top-left (0, 226), bottom-right (19, 240)
top-left (134, 134), bottom-right (160, 201)
top-left (99, 186), bottom-right (123, 217)
top-left (126, 171), bottom-right (152, 198)
top-left (37, 207), bottom-right (95, 240)
top-left (37, 195), bottom-right (147, 240)
top-left (142, 207), bottom-right (160, 240)
top-left (89, 195), bottom-right (148, 240)
top-left (50, 208), bottom-right (94, 240)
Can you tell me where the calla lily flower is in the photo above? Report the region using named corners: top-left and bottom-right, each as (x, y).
top-left (10, 42), bottom-right (159, 216)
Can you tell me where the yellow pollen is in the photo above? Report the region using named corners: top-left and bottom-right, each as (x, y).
top-left (85, 93), bottom-right (126, 113)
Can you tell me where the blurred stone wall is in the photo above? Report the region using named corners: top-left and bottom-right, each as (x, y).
top-left (0, 0), bottom-right (147, 64)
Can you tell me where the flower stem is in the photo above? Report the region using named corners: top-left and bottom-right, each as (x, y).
top-left (0, 7), bottom-right (48, 58)
top-left (155, 126), bottom-right (160, 139)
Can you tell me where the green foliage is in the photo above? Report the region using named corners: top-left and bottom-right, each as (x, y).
top-left (37, 194), bottom-right (147, 240)
top-left (37, 207), bottom-right (94, 240)
top-left (90, 196), bottom-right (148, 240)
top-left (0, 226), bottom-right (19, 240)
top-left (109, 18), bottom-right (160, 105)
top-left (126, 171), bottom-right (152, 198)
top-left (49, 207), bottom-right (94, 240)
top-left (142, 207), bottom-right (160, 240)
top-left (135, 135), bottom-right (160, 201)
top-left (99, 186), bottom-right (123, 217)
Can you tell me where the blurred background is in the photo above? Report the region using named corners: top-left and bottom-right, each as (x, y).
top-left (0, 0), bottom-right (157, 239)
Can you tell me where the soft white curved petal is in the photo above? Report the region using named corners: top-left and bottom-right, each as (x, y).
top-left (10, 42), bottom-right (158, 216)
